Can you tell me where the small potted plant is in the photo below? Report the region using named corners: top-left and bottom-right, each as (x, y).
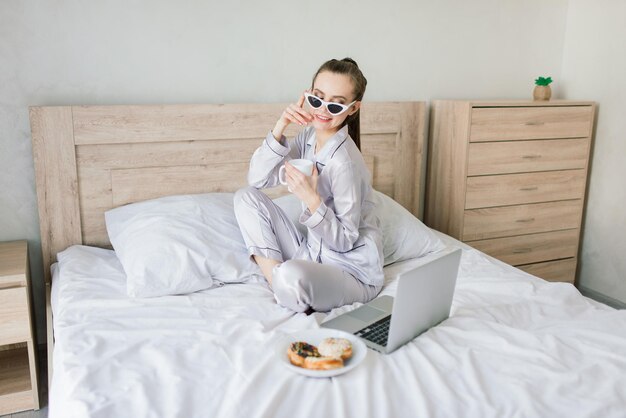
top-left (533, 76), bottom-right (553, 101)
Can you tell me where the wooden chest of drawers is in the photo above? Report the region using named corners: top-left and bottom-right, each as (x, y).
top-left (425, 100), bottom-right (595, 283)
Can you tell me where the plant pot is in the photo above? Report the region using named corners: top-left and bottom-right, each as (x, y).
top-left (533, 85), bottom-right (552, 101)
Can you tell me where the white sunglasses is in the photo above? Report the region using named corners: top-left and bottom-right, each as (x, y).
top-left (304, 92), bottom-right (356, 116)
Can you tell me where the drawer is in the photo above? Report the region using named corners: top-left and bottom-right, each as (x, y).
top-left (462, 200), bottom-right (582, 241)
top-left (468, 229), bottom-right (579, 266)
top-left (470, 106), bottom-right (593, 142)
top-left (0, 286), bottom-right (30, 345)
top-left (517, 258), bottom-right (577, 283)
top-left (467, 138), bottom-right (589, 176)
top-left (465, 170), bottom-right (586, 209)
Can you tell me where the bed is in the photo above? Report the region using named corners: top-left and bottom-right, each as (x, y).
top-left (29, 102), bottom-right (626, 418)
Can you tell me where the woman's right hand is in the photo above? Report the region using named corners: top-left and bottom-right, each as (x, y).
top-left (272, 91), bottom-right (313, 140)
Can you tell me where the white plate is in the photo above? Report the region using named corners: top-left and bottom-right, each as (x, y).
top-left (277, 328), bottom-right (367, 378)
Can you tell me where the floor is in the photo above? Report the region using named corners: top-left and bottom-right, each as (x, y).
top-left (3, 409), bottom-right (47, 418)
top-left (579, 285), bottom-right (626, 309)
top-left (1, 346), bottom-right (48, 418)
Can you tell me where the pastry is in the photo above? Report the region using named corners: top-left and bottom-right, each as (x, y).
top-left (303, 355), bottom-right (344, 370)
top-left (318, 338), bottom-right (353, 360)
top-left (287, 341), bottom-right (320, 367)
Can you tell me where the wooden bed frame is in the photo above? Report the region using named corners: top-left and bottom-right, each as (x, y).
top-left (29, 101), bottom-right (427, 387)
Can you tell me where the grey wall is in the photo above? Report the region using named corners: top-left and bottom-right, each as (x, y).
top-left (561, 0), bottom-right (626, 307)
top-left (1, 0), bottom-right (572, 343)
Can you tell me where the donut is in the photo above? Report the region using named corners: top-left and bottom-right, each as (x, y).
top-left (304, 356), bottom-right (344, 370)
top-left (318, 338), bottom-right (353, 360)
top-left (287, 341), bottom-right (320, 367)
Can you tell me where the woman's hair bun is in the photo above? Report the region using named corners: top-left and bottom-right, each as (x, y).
top-left (341, 57), bottom-right (359, 67)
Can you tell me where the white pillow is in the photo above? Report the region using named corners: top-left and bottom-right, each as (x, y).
top-left (372, 191), bottom-right (445, 265)
top-left (273, 190), bottom-right (445, 266)
top-left (105, 193), bottom-right (260, 298)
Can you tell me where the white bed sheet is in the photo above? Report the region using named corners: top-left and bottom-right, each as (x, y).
top-left (49, 233), bottom-right (626, 418)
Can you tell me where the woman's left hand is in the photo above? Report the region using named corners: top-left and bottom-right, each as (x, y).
top-left (284, 162), bottom-right (322, 213)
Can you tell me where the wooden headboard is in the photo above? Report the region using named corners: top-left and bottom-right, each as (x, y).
top-left (30, 102), bottom-right (426, 284)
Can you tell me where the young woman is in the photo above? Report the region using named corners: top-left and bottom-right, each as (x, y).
top-left (234, 58), bottom-right (383, 313)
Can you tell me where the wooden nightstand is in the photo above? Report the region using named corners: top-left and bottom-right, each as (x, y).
top-left (0, 240), bottom-right (40, 415)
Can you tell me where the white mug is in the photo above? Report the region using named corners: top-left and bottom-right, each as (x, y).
top-left (279, 159), bottom-right (314, 192)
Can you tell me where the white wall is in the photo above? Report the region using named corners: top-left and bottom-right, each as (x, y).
top-left (0, 0), bottom-right (570, 342)
top-left (561, 0), bottom-right (626, 306)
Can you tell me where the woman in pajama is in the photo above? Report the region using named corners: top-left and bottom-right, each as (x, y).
top-left (234, 58), bottom-right (383, 313)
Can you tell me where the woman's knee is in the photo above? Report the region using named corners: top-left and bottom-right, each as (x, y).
top-left (271, 260), bottom-right (312, 312)
top-left (273, 260), bottom-right (311, 287)
top-left (234, 187), bottom-right (271, 220)
top-left (272, 260), bottom-right (308, 288)
top-left (234, 186), bottom-right (260, 209)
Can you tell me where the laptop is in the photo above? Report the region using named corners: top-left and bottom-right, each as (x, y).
top-left (321, 248), bottom-right (461, 354)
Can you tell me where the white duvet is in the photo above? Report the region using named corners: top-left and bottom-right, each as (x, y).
top-left (49, 234), bottom-right (626, 418)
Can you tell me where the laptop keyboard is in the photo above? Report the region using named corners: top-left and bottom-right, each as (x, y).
top-left (355, 315), bottom-right (391, 346)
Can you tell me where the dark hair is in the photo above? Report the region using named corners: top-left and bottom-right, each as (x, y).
top-left (311, 58), bottom-right (367, 150)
